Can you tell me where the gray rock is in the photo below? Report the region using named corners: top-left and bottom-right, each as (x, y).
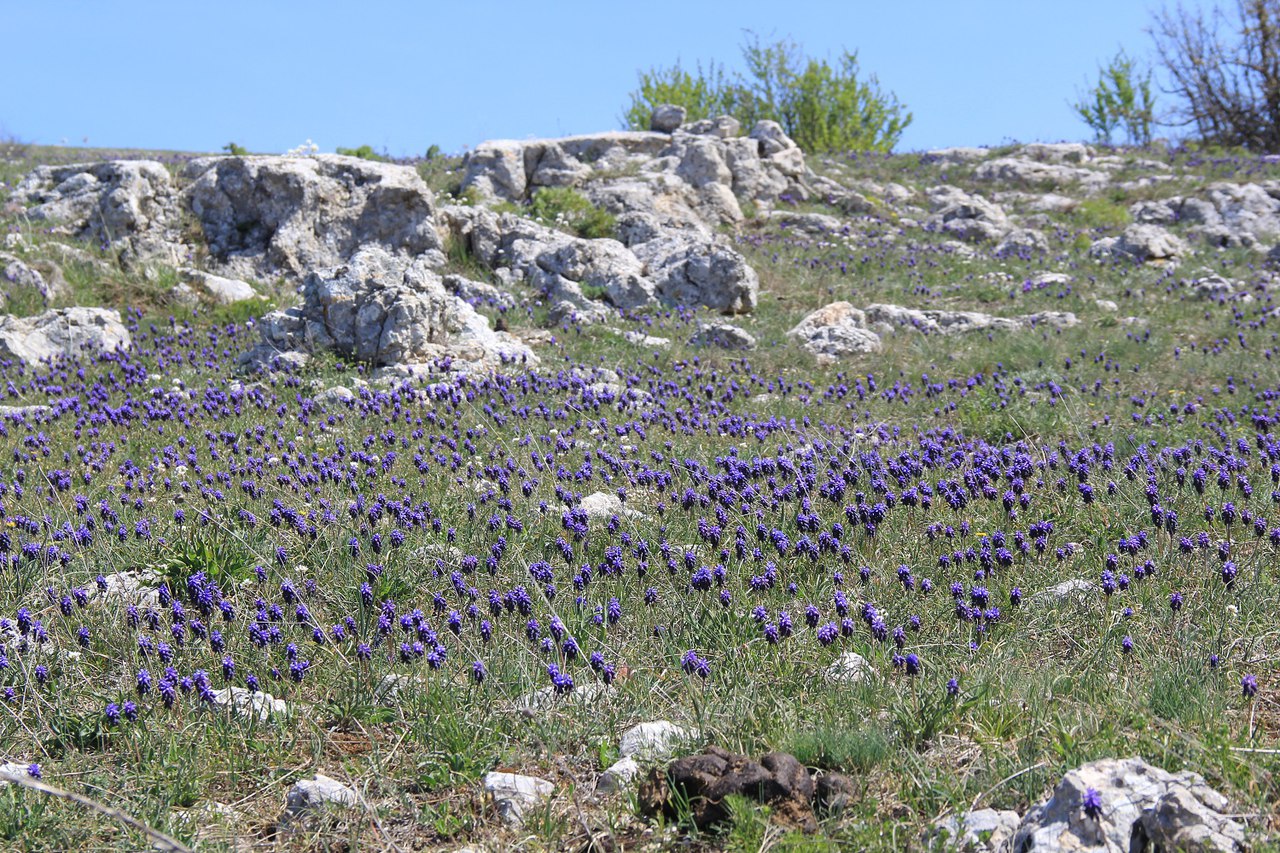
top-left (1011, 757), bottom-right (1244, 853)
top-left (623, 330), bottom-right (671, 348)
top-left (314, 386), bottom-right (355, 406)
top-left (1029, 578), bottom-right (1096, 607)
top-left (0, 404), bottom-right (53, 420)
top-left (766, 210), bottom-right (844, 235)
top-left (184, 154), bottom-right (441, 282)
top-left (788, 302), bottom-right (883, 361)
top-left (689, 322), bottom-right (756, 350)
top-left (1104, 224), bottom-right (1189, 262)
top-left (0, 307), bottom-right (131, 364)
top-left (683, 115), bottom-right (741, 139)
top-left (1191, 274), bottom-right (1238, 300)
top-left (209, 687), bottom-right (288, 722)
top-left (619, 721), bottom-right (692, 760)
top-left (975, 157), bottom-right (1108, 190)
top-left (11, 160), bottom-right (181, 262)
top-left (631, 235), bottom-right (758, 314)
top-left (927, 808), bottom-right (1021, 852)
top-left (749, 120), bottom-right (798, 157)
top-left (579, 491), bottom-right (641, 522)
top-left (483, 772), bottom-right (554, 827)
top-left (1132, 785), bottom-right (1247, 853)
top-left (925, 147), bottom-right (991, 164)
top-left (596, 756), bottom-right (641, 795)
top-left (282, 774), bottom-right (358, 822)
top-left (650, 104), bottom-right (687, 133)
top-left (243, 246), bottom-right (534, 372)
top-left (0, 763), bottom-right (35, 784)
top-left (1018, 142), bottom-right (1092, 163)
top-left (824, 651), bottom-right (874, 685)
top-left (443, 273), bottom-right (515, 309)
top-left (925, 187), bottom-right (1010, 242)
top-left (178, 268), bottom-right (257, 304)
top-left (0, 253), bottom-right (59, 303)
top-left (995, 228), bottom-right (1049, 255)
top-left (863, 303), bottom-right (1077, 336)
top-left (513, 681), bottom-right (610, 714)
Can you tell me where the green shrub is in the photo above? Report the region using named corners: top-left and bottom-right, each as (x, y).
top-left (335, 144), bottom-right (387, 161)
top-left (222, 142), bottom-right (249, 156)
top-left (1072, 51), bottom-right (1156, 146)
top-left (623, 33), bottom-right (911, 153)
top-left (529, 187), bottom-right (616, 239)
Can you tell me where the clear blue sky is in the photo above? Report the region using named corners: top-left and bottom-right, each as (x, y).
top-left (2, 0), bottom-right (1194, 156)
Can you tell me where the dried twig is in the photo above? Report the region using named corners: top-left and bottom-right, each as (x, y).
top-left (0, 769), bottom-right (195, 853)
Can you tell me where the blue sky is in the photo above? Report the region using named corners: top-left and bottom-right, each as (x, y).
top-left (2, 1), bottom-right (1192, 155)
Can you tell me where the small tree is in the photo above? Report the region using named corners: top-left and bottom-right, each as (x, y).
top-left (1150, 0), bottom-right (1280, 150)
top-left (1073, 51), bottom-right (1157, 145)
top-left (622, 34), bottom-right (911, 153)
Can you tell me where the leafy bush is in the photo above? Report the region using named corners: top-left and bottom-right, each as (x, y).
top-left (1072, 51), bottom-right (1156, 145)
top-left (335, 144), bottom-right (387, 162)
top-left (529, 187), bottom-right (616, 239)
top-left (222, 142), bottom-right (248, 156)
top-left (623, 34), bottom-right (912, 153)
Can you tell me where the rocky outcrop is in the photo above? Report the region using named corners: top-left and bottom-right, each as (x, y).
top-left (789, 301), bottom-right (1077, 361)
top-left (1092, 224), bottom-right (1188, 262)
top-left (184, 154), bottom-right (442, 281)
top-left (241, 246), bottom-right (535, 372)
top-left (975, 157), bottom-right (1108, 191)
top-left (11, 161), bottom-right (181, 262)
top-left (926, 186), bottom-right (1010, 242)
top-left (788, 302), bottom-right (883, 361)
top-left (460, 118), bottom-right (815, 229)
top-left (0, 307), bottom-right (131, 364)
top-left (439, 206), bottom-right (757, 320)
top-left (1010, 757), bottom-right (1245, 853)
top-left (0, 253), bottom-right (64, 305)
top-left (1132, 181), bottom-right (1280, 247)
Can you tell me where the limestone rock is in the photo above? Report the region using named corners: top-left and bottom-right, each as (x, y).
top-left (579, 491), bottom-right (641, 522)
top-left (184, 154), bottom-right (441, 282)
top-left (1108, 224), bottom-right (1189, 262)
top-left (483, 772), bottom-right (554, 827)
top-left (927, 808), bottom-right (1021, 852)
top-left (1010, 757), bottom-right (1244, 853)
top-left (995, 228), bottom-right (1049, 255)
top-left (620, 721), bottom-right (692, 761)
top-left (689, 322), bottom-right (756, 350)
top-left (210, 687), bottom-right (288, 722)
top-left (242, 246), bottom-right (535, 372)
top-left (788, 302), bottom-right (882, 360)
top-left (178, 268), bottom-right (258, 304)
top-left (1029, 579), bottom-right (1096, 607)
top-left (596, 756), bottom-right (641, 795)
top-left (0, 307), bottom-right (131, 364)
top-left (824, 651), bottom-right (874, 685)
top-left (924, 147), bottom-right (991, 164)
top-left (650, 104), bottom-right (687, 133)
top-left (282, 774), bottom-right (358, 822)
top-left (11, 160), bottom-right (181, 262)
top-left (631, 234), bottom-right (758, 314)
top-left (513, 681), bottom-right (610, 714)
top-left (0, 253), bottom-right (60, 303)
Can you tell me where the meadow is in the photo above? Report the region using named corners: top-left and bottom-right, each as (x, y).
top-left (0, 137), bottom-right (1276, 850)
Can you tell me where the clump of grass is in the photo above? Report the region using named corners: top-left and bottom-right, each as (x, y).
top-left (529, 186), bottom-right (616, 239)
